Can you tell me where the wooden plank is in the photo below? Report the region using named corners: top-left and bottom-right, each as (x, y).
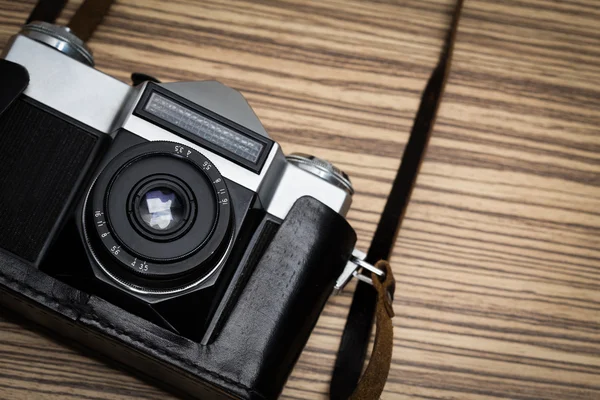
top-left (0, 0), bottom-right (598, 398)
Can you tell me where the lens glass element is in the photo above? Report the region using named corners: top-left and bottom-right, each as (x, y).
top-left (138, 188), bottom-right (184, 231)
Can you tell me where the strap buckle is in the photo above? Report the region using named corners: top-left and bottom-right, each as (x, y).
top-left (334, 249), bottom-right (386, 295)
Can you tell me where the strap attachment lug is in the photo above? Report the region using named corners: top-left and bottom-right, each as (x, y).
top-left (334, 249), bottom-right (385, 295)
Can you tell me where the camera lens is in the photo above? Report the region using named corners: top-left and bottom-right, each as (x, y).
top-left (139, 188), bottom-right (184, 232)
top-left (85, 141), bottom-right (232, 292)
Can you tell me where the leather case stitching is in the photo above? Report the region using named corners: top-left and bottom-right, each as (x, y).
top-left (0, 269), bottom-right (266, 399)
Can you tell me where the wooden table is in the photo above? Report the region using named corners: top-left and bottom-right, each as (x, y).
top-left (1, 0), bottom-right (599, 398)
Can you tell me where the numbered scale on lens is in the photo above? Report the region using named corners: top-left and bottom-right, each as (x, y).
top-left (93, 209), bottom-right (155, 274)
top-left (86, 141), bottom-right (232, 291)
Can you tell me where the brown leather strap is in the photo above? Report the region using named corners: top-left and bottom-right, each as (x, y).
top-left (349, 261), bottom-right (396, 400)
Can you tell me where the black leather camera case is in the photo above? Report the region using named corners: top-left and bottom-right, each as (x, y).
top-left (0, 195), bottom-right (356, 399)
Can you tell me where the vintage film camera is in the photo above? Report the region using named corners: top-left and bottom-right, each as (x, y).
top-left (0, 20), bottom-right (385, 399)
top-left (1, 21), bottom-right (361, 342)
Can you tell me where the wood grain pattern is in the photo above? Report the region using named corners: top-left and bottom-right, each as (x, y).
top-left (1, 0), bottom-right (599, 398)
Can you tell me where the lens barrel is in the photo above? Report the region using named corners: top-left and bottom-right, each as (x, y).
top-left (84, 141), bottom-right (232, 292)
